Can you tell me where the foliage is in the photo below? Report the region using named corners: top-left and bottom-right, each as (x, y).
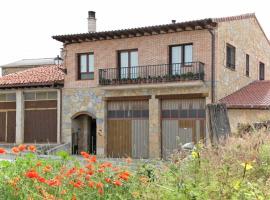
top-left (1, 132), bottom-right (270, 199)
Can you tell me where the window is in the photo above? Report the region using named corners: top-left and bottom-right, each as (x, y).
top-left (78, 53), bottom-right (94, 80)
top-left (170, 44), bottom-right (193, 75)
top-left (118, 50), bottom-right (138, 79)
top-left (246, 54), bottom-right (249, 77)
top-left (24, 91), bottom-right (57, 101)
top-left (259, 62), bottom-right (265, 80)
top-left (0, 93), bottom-right (16, 102)
top-left (226, 43), bottom-right (236, 69)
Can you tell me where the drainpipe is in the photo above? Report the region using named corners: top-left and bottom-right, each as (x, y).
top-left (208, 28), bottom-right (216, 103)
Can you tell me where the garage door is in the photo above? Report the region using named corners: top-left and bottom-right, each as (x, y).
top-left (107, 100), bottom-right (149, 158)
top-left (0, 93), bottom-right (16, 143)
top-left (161, 98), bottom-right (206, 159)
top-left (24, 91), bottom-right (57, 143)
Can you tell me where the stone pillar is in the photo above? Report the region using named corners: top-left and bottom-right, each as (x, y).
top-left (148, 95), bottom-right (161, 158)
top-left (96, 99), bottom-right (106, 157)
top-left (16, 90), bottom-right (24, 144)
top-left (57, 89), bottom-right (61, 144)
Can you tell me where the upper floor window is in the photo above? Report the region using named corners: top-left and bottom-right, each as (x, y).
top-left (78, 53), bottom-right (94, 80)
top-left (259, 62), bottom-right (265, 80)
top-left (118, 49), bottom-right (138, 79)
top-left (246, 54), bottom-right (249, 77)
top-left (226, 43), bottom-right (236, 70)
top-left (170, 44), bottom-right (193, 75)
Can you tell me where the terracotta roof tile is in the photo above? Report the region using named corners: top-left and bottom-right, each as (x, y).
top-left (212, 13), bottom-right (255, 22)
top-left (220, 81), bottom-right (270, 109)
top-left (0, 65), bottom-right (64, 88)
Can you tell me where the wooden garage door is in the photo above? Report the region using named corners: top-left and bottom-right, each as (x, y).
top-left (161, 98), bottom-right (206, 159)
top-left (0, 98), bottom-right (16, 143)
top-left (0, 111), bottom-right (16, 143)
top-left (24, 109), bottom-right (57, 143)
top-left (107, 100), bottom-right (149, 158)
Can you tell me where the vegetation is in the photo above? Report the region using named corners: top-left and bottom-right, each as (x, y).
top-left (0, 131), bottom-right (270, 199)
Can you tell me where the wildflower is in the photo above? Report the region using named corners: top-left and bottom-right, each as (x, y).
top-left (86, 170), bottom-right (94, 176)
top-left (241, 162), bottom-right (253, 170)
top-left (43, 165), bottom-right (52, 173)
top-left (37, 176), bottom-right (46, 183)
top-left (60, 190), bottom-right (67, 195)
top-left (113, 180), bottom-right (122, 186)
top-left (125, 157), bottom-right (132, 164)
top-left (0, 148), bottom-right (6, 154)
top-left (66, 167), bottom-right (77, 176)
top-left (81, 151), bottom-right (90, 159)
top-left (36, 161), bottom-right (42, 167)
top-left (191, 151), bottom-right (199, 159)
top-left (98, 189), bottom-right (104, 195)
top-left (90, 155), bottom-right (97, 163)
top-left (233, 180), bottom-right (241, 190)
top-left (12, 147), bottom-right (20, 154)
top-left (28, 145), bottom-right (36, 152)
top-left (119, 173), bottom-right (129, 181)
top-left (88, 181), bottom-right (95, 188)
top-left (105, 177), bottom-right (111, 183)
top-left (98, 168), bottom-right (105, 173)
top-left (85, 174), bottom-right (91, 181)
top-left (96, 182), bottom-right (104, 189)
top-left (112, 167), bottom-right (120, 172)
top-left (85, 163), bottom-right (94, 170)
top-left (70, 180), bottom-right (84, 188)
top-left (46, 179), bottom-right (61, 187)
top-left (26, 170), bottom-right (39, 179)
top-left (18, 144), bottom-right (26, 151)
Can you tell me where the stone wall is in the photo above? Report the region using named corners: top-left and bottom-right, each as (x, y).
top-left (227, 109), bottom-right (270, 133)
top-left (215, 17), bottom-right (270, 100)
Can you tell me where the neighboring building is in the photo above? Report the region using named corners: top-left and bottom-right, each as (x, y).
top-left (49, 12), bottom-right (269, 159)
top-left (220, 81), bottom-right (270, 133)
top-left (0, 65), bottom-right (64, 144)
top-left (0, 57), bottom-right (62, 76)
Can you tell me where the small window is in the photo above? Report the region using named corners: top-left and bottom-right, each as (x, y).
top-left (6, 93), bottom-right (16, 101)
top-left (78, 53), bottom-right (94, 80)
top-left (226, 43), bottom-right (236, 69)
top-left (48, 91), bottom-right (57, 100)
top-left (246, 54), bottom-right (249, 77)
top-left (259, 62), bottom-right (265, 80)
top-left (24, 92), bottom-right (36, 100)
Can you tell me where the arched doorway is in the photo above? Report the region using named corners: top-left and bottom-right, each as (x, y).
top-left (71, 112), bottom-right (96, 155)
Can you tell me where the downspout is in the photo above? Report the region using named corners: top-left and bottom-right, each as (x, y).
top-left (208, 28), bottom-right (216, 103)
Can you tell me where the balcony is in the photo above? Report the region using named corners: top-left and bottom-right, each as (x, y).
top-left (99, 62), bottom-right (205, 86)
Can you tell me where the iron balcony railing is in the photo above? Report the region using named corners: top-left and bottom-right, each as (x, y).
top-left (99, 62), bottom-right (205, 85)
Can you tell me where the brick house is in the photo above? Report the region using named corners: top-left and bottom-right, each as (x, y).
top-left (52, 12), bottom-right (270, 159)
top-left (0, 65), bottom-right (64, 144)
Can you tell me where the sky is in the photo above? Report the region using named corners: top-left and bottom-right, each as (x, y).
top-left (0, 0), bottom-right (269, 67)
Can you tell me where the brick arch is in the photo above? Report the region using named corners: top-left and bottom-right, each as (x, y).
top-left (71, 111), bottom-right (96, 120)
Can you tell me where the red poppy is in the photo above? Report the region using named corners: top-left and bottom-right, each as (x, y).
top-left (81, 151), bottom-right (90, 159)
top-left (66, 167), bottom-right (77, 176)
top-left (37, 176), bottom-right (46, 183)
top-left (70, 180), bottom-right (84, 188)
top-left (96, 182), bottom-right (103, 189)
top-left (26, 170), bottom-right (39, 179)
top-left (88, 181), bottom-right (95, 188)
top-left (119, 173), bottom-right (129, 181)
top-left (113, 180), bottom-right (122, 186)
top-left (85, 174), bottom-right (91, 181)
top-left (0, 148), bottom-right (6, 154)
top-left (47, 179), bottom-right (61, 187)
top-left (98, 168), bottom-right (105, 173)
top-left (90, 155), bottom-right (97, 163)
top-left (35, 161), bottom-right (42, 167)
top-left (85, 164), bottom-right (94, 170)
top-left (28, 145), bottom-right (36, 152)
top-left (86, 170), bottom-right (94, 176)
top-left (105, 177), bottom-right (111, 183)
top-left (11, 147), bottom-right (20, 154)
top-left (98, 188), bottom-right (104, 195)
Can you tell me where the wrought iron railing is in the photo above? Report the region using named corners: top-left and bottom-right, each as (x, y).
top-left (99, 62), bottom-right (204, 85)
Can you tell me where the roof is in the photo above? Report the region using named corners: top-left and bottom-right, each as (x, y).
top-left (1, 58), bottom-right (55, 68)
top-left (0, 65), bottom-right (64, 89)
top-left (220, 81), bottom-right (270, 109)
top-left (52, 13), bottom-right (265, 44)
top-left (52, 18), bottom-right (216, 43)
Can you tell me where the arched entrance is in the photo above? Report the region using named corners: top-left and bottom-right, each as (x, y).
top-left (71, 112), bottom-right (96, 155)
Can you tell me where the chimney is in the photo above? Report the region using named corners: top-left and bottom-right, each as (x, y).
top-left (88, 11), bottom-right (96, 32)
top-left (171, 20), bottom-right (176, 24)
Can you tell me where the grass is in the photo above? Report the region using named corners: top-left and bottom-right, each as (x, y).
top-left (0, 131), bottom-right (270, 199)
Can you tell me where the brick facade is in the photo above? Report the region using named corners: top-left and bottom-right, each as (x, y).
top-left (59, 14), bottom-right (270, 158)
